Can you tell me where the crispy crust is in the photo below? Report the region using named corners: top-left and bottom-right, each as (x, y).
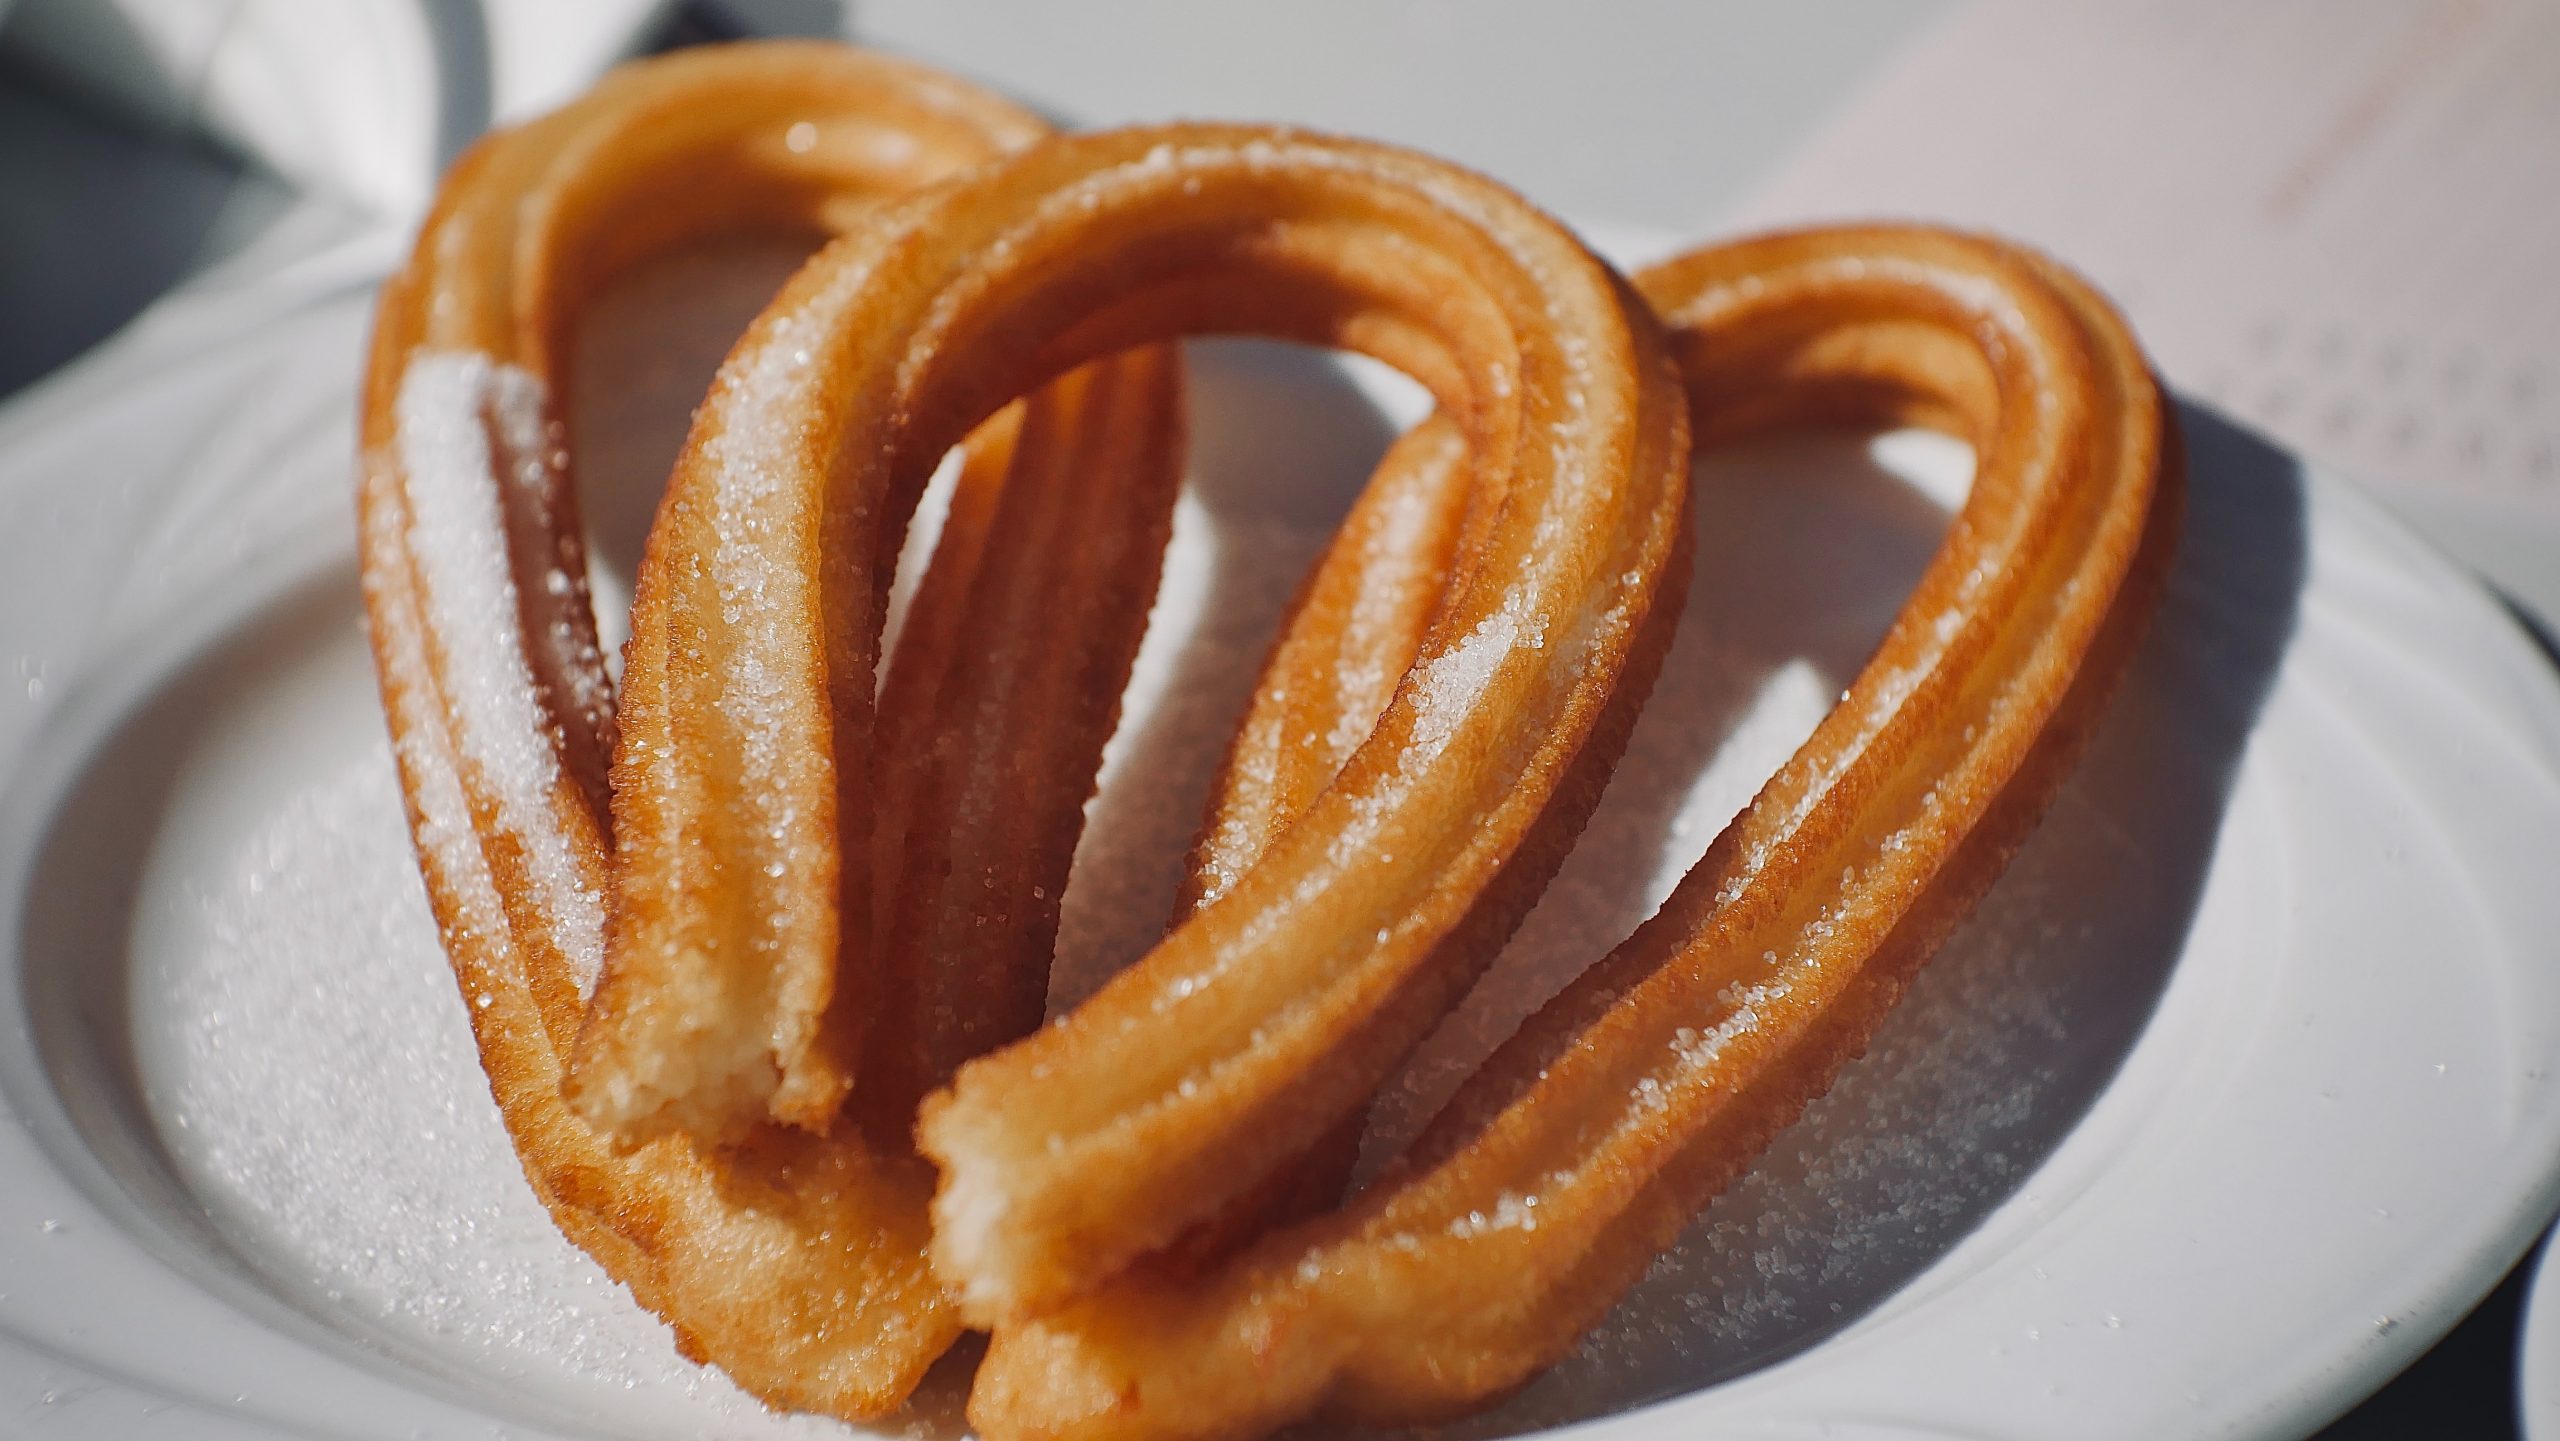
top-left (866, 130), bottom-right (1693, 1321)
top-left (858, 347), bottom-right (1188, 1137)
top-left (366, 45), bottom-right (2175, 1435)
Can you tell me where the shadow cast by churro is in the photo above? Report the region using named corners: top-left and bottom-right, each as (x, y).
top-left (1407, 399), bottom-right (2309, 1437)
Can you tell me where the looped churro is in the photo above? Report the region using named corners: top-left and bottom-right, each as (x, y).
top-left (964, 225), bottom-right (2178, 1441)
top-left (364, 39), bottom-right (2178, 1437)
top-left (739, 126), bottom-right (1696, 1316)
top-left (358, 41), bottom-right (1184, 1415)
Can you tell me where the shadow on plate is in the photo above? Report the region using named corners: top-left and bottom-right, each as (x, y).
top-left (1048, 338), bottom-right (1406, 1005)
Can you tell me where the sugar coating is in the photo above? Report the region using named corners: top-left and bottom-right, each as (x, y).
top-left (395, 352), bottom-right (605, 992)
top-left (702, 300), bottom-right (827, 763)
top-left (1405, 611), bottom-right (1520, 761)
top-left (693, 298), bottom-right (844, 947)
top-left (567, 235), bottom-right (822, 667)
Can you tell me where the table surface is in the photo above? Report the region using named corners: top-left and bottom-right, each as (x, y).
top-left (0, 1), bottom-right (2546, 1435)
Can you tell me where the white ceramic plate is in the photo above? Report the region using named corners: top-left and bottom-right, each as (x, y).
top-left (4, 228), bottom-right (2560, 1441)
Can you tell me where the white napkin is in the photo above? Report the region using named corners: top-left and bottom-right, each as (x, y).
top-left (1731, 0), bottom-right (2560, 632)
top-left (4, 0), bottom-right (668, 217)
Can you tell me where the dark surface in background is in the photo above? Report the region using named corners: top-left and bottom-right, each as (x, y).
top-left (0, 57), bottom-right (282, 397)
top-left (0, 2), bottom-right (2547, 1433)
top-left (2316, 1257), bottom-right (2531, 1440)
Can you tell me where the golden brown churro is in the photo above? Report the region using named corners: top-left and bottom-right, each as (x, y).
top-left (1165, 413), bottom-right (1691, 1266)
top-left (1178, 416), bottom-right (1471, 917)
top-left (964, 226), bottom-right (2176, 1440)
top-left (857, 349), bottom-right (1186, 1137)
top-left (358, 41), bottom-right (1180, 1415)
top-left (365, 40), bottom-right (2175, 1438)
top-left (853, 128), bottom-right (1689, 1320)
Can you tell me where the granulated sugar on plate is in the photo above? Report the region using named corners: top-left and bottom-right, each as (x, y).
top-left (145, 743), bottom-right (882, 1439)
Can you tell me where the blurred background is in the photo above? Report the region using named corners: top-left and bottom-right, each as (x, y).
top-left (2, 1), bottom-right (2551, 1435)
